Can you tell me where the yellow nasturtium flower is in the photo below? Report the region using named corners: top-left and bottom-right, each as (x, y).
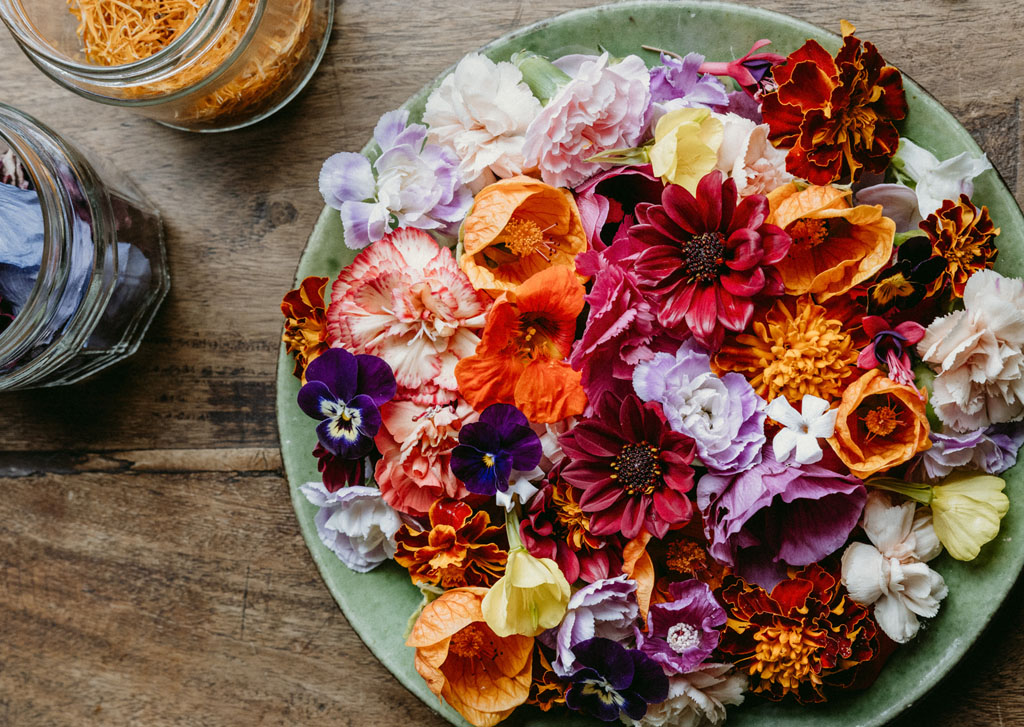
top-left (931, 472), bottom-right (1009, 561)
top-left (649, 108), bottom-right (724, 192)
top-left (481, 546), bottom-right (570, 637)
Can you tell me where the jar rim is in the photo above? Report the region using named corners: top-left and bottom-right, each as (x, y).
top-left (0, 0), bottom-right (265, 92)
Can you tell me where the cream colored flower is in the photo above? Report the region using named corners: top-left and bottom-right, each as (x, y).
top-left (649, 108), bottom-right (724, 192)
top-left (622, 663), bottom-right (746, 727)
top-left (481, 547), bottom-right (570, 637)
top-left (841, 491), bottom-right (947, 643)
top-left (918, 269), bottom-right (1024, 431)
top-left (931, 472), bottom-right (1009, 561)
top-left (713, 112), bottom-right (792, 197)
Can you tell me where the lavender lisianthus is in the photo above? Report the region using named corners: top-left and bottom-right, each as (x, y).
top-left (919, 422), bottom-right (1024, 480)
top-left (635, 580), bottom-right (726, 675)
top-left (318, 109), bottom-right (472, 249)
top-left (697, 445), bottom-right (866, 589)
top-left (299, 483), bottom-right (402, 572)
top-left (649, 52), bottom-right (729, 109)
top-left (546, 574), bottom-right (639, 677)
top-left (633, 339), bottom-right (766, 474)
top-left (565, 637), bottom-right (669, 722)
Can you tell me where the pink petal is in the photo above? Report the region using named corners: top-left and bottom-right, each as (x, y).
top-left (720, 267), bottom-right (766, 297)
top-left (717, 288), bottom-right (754, 331)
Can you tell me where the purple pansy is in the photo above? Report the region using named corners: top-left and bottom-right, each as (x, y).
top-left (450, 403), bottom-right (543, 496)
top-left (297, 347), bottom-right (397, 461)
top-left (697, 445), bottom-right (866, 589)
top-left (649, 52), bottom-right (730, 109)
top-left (919, 422), bottom-right (1024, 480)
top-left (633, 339), bottom-right (766, 474)
top-left (565, 637), bottom-right (669, 722)
top-left (318, 109), bottom-right (471, 249)
top-left (635, 580), bottom-right (726, 675)
top-left (546, 574), bottom-right (639, 677)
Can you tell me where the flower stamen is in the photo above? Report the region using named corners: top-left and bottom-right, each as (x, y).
top-left (611, 442), bottom-right (662, 495)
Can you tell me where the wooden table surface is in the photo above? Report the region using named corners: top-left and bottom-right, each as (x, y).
top-left (1, 1), bottom-right (1022, 725)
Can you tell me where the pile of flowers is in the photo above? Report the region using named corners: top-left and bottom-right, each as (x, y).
top-left (284, 22), bottom-right (1023, 727)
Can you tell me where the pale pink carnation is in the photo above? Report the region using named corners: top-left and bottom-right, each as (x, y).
top-left (522, 53), bottom-right (651, 189)
top-left (374, 397), bottom-right (478, 516)
top-left (713, 112), bottom-right (792, 197)
top-left (918, 269), bottom-right (1024, 431)
top-left (327, 228), bottom-right (490, 396)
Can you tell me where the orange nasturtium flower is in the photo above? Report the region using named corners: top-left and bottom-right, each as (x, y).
top-left (828, 369), bottom-right (931, 479)
top-left (766, 182), bottom-right (895, 301)
top-left (407, 587), bottom-right (533, 727)
top-left (394, 500), bottom-right (508, 588)
top-left (460, 176), bottom-right (587, 296)
top-left (281, 275), bottom-right (330, 381)
top-left (454, 265), bottom-right (587, 423)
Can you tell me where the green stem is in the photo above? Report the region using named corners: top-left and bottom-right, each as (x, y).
top-left (867, 477), bottom-right (934, 505)
top-left (505, 504), bottom-right (524, 550)
top-left (512, 51), bottom-right (571, 105)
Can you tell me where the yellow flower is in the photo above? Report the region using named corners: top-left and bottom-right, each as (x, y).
top-left (931, 472), bottom-right (1009, 561)
top-left (481, 547), bottom-right (570, 637)
top-left (649, 108), bottom-right (724, 192)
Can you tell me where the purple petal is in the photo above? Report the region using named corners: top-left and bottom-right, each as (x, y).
top-left (297, 380), bottom-right (335, 420)
top-left (319, 152), bottom-right (375, 209)
top-left (481, 403), bottom-right (531, 437)
top-left (304, 348), bottom-right (358, 401)
top-left (340, 200), bottom-right (390, 250)
top-left (355, 353), bottom-right (397, 406)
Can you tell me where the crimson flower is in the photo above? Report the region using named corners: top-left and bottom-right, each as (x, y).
top-left (628, 171), bottom-right (791, 351)
top-left (559, 394), bottom-right (697, 540)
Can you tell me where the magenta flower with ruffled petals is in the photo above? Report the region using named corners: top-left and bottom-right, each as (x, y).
top-left (559, 394), bottom-right (697, 540)
top-left (628, 170), bottom-right (791, 351)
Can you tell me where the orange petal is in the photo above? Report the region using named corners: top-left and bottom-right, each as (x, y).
top-left (622, 531), bottom-right (655, 622)
top-left (514, 358), bottom-right (587, 424)
top-left (767, 183), bottom-right (851, 230)
top-left (515, 266), bottom-right (586, 320)
top-left (407, 587), bottom-right (488, 647)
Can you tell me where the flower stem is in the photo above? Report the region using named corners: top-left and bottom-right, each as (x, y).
top-left (867, 477), bottom-right (934, 505)
top-left (641, 44), bottom-right (683, 60)
top-left (505, 504), bottom-right (524, 550)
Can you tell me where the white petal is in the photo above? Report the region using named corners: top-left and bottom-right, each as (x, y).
top-left (873, 592), bottom-right (921, 643)
top-left (841, 542), bottom-right (887, 605)
top-left (766, 396), bottom-right (803, 430)
top-left (772, 428), bottom-right (798, 463)
top-left (799, 394), bottom-right (831, 420)
top-left (793, 433), bottom-right (824, 465)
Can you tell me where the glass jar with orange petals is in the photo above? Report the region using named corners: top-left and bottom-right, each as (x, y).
top-left (0, 0), bottom-right (333, 131)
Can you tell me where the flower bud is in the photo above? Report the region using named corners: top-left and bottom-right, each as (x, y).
top-left (931, 472), bottom-right (1009, 561)
top-left (481, 547), bottom-right (570, 637)
top-left (649, 108), bottom-right (724, 192)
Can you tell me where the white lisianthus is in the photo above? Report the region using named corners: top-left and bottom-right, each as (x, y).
top-left (894, 137), bottom-right (992, 218)
top-left (841, 491), bottom-right (948, 644)
top-left (621, 663), bottom-right (746, 727)
top-left (300, 483), bottom-right (402, 573)
top-left (765, 394), bottom-right (837, 466)
top-left (712, 112), bottom-right (792, 197)
top-left (423, 53), bottom-right (542, 191)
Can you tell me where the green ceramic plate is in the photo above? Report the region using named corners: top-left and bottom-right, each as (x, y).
top-left (276, 2), bottom-right (1024, 725)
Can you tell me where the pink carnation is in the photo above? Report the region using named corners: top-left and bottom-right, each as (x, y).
top-left (374, 397), bottom-right (478, 516)
top-left (327, 228), bottom-right (490, 397)
top-left (523, 53), bottom-right (651, 189)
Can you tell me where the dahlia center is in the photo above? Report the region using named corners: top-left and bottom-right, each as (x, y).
top-left (751, 624), bottom-right (824, 693)
top-left (788, 218), bottom-right (829, 248)
top-left (448, 623), bottom-right (493, 659)
top-left (862, 399), bottom-right (902, 439)
top-left (682, 232), bottom-right (726, 283)
top-left (499, 216), bottom-right (555, 260)
top-left (667, 623), bottom-right (701, 654)
top-left (665, 538), bottom-right (710, 575)
top-left (611, 442), bottom-right (662, 495)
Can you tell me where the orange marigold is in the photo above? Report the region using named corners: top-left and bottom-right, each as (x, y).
top-left (920, 194), bottom-right (999, 298)
top-left (394, 500), bottom-right (507, 588)
top-left (828, 369), bottom-right (931, 479)
top-left (281, 276), bottom-right (330, 381)
top-left (762, 21), bottom-right (907, 185)
top-left (406, 587), bottom-right (533, 727)
top-left (714, 296), bottom-right (860, 405)
top-left (767, 183), bottom-right (894, 301)
top-left (525, 648), bottom-right (567, 712)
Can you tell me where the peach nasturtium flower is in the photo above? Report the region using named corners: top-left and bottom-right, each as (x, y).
top-left (828, 369), bottom-right (930, 479)
top-left (407, 587), bottom-right (534, 727)
top-left (459, 176), bottom-right (587, 296)
top-left (767, 182), bottom-right (895, 301)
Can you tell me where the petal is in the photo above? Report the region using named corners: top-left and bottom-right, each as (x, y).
top-left (305, 348), bottom-right (358, 401)
top-left (297, 380), bottom-right (335, 420)
top-left (356, 354), bottom-right (398, 406)
top-left (481, 403), bottom-right (531, 436)
top-left (319, 152), bottom-right (375, 208)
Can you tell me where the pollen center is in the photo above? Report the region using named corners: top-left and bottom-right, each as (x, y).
top-left (500, 217), bottom-right (547, 257)
top-left (667, 623), bottom-right (701, 654)
top-left (863, 401), bottom-right (901, 438)
top-left (448, 623), bottom-right (492, 659)
top-left (612, 442), bottom-right (662, 496)
top-left (789, 218), bottom-right (829, 248)
top-left (683, 231), bottom-right (726, 283)
top-left (872, 272), bottom-right (915, 305)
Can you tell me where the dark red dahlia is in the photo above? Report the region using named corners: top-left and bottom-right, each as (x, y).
top-left (628, 170), bottom-right (791, 351)
top-left (558, 394), bottom-right (697, 540)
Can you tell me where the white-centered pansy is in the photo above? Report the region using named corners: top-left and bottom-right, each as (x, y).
top-left (893, 137), bottom-right (992, 219)
top-left (841, 491), bottom-right (948, 644)
top-left (423, 53), bottom-right (542, 191)
top-left (765, 394), bottom-right (837, 465)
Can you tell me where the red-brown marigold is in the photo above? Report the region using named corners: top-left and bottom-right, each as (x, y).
top-left (920, 194), bottom-right (1000, 298)
top-left (761, 22), bottom-right (907, 185)
top-left (717, 563), bottom-right (880, 703)
top-left (394, 499), bottom-right (507, 588)
top-left (281, 276), bottom-right (330, 381)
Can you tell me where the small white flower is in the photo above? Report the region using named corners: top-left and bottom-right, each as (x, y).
top-left (495, 470), bottom-right (542, 511)
top-left (300, 483), bottom-right (402, 573)
top-left (622, 663), bottom-right (745, 727)
top-left (894, 137), bottom-right (992, 219)
top-left (841, 491), bottom-right (948, 644)
top-left (765, 394), bottom-right (836, 465)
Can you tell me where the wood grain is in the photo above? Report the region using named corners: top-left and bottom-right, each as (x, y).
top-left (1, 1), bottom-right (1022, 725)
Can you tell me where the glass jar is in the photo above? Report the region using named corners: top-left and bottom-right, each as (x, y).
top-left (0, 0), bottom-right (334, 132)
top-left (0, 103), bottom-right (169, 390)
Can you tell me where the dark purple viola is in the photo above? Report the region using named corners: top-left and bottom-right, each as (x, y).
top-left (450, 403), bottom-right (543, 496)
top-left (865, 235), bottom-right (945, 314)
top-left (297, 347), bottom-right (397, 459)
top-left (635, 580), bottom-right (726, 674)
top-left (564, 637), bottom-right (669, 722)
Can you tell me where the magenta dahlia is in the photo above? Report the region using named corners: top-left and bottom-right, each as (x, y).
top-left (559, 394), bottom-right (697, 540)
top-left (629, 170), bottom-right (791, 351)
